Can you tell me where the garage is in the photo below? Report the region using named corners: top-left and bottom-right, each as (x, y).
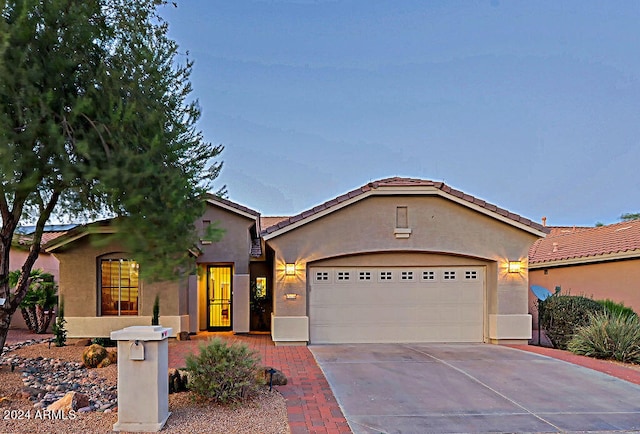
top-left (309, 266), bottom-right (485, 344)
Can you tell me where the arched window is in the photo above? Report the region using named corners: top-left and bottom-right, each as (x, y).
top-left (99, 258), bottom-right (139, 316)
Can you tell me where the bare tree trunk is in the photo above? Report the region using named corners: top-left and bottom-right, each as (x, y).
top-left (0, 308), bottom-right (12, 354)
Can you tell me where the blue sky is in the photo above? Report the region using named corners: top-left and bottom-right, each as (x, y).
top-left (161, 0), bottom-right (640, 226)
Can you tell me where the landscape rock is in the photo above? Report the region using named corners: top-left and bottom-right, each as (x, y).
top-left (82, 344), bottom-right (108, 368)
top-left (178, 331), bottom-right (190, 341)
top-left (263, 367), bottom-right (287, 386)
top-left (47, 391), bottom-right (90, 412)
top-left (75, 339), bottom-right (92, 347)
top-left (168, 368), bottom-right (189, 393)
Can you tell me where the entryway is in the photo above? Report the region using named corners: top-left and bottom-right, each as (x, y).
top-left (207, 265), bottom-right (232, 331)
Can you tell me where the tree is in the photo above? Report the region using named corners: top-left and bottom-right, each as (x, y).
top-left (620, 213), bottom-right (640, 222)
top-left (0, 0), bottom-right (223, 351)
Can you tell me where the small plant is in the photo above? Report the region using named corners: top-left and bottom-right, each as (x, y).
top-left (568, 312), bottom-right (640, 364)
top-left (10, 269), bottom-right (58, 333)
top-left (539, 294), bottom-right (604, 350)
top-left (52, 297), bottom-right (67, 347)
top-left (152, 294), bottom-right (160, 326)
top-left (597, 299), bottom-right (637, 320)
top-left (185, 338), bottom-right (264, 404)
top-left (82, 344), bottom-right (109, 368)
top-left (91, 337), bottom-right (117, 347)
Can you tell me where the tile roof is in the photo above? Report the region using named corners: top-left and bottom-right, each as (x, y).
top-left (260, 216), bottom-right (290, 231)
top-left (546, 226), bottom-right (593, 236)
top-left (205, 194), bottom-right (260, 218)
top-left (529, 219), bottom-right (640, 265)
top-left (261, 177), bottom-right (548, 237)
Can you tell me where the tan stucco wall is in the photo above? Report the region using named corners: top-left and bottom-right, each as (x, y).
top-left (196, 205), bottom-right (255, 274)
top-left (267, 195), bottom-right (539, 342)
top-left (529, 258), bottom-right (640, 327)
top-left (53, 235), bottom-right (183, 326)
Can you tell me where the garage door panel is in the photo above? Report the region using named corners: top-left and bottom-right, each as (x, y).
top-left (309, 266), bottom-right (484, 344)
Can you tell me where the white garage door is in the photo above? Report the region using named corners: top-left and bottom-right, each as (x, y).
top-left (309, 266), bottom-right (484, 344)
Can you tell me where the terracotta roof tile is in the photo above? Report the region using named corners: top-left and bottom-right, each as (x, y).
top-left (261, 177), bottom-right (547, 236)
top-left (529, 220), bottom-right (640, 264)
top-left (206, 194), bottom-right (260, 217)
top-left (260, 216), bottom-right (290, 230)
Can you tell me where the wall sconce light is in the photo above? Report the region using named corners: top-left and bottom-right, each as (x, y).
top-left (508, 261), bottom-right (522, 273)
top-left (285, 263), bottom-right (296, 276)
top-left (284, 293), bottom-right (298, 300)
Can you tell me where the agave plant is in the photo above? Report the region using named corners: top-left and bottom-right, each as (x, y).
top-left (9, 269), bottom-right (58, 334)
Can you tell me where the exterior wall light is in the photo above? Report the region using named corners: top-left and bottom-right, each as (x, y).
top-left (508, 261), bottom-right (522, 273)
top-left (285, 263), bottom-right (296, 276)
top-left (284, 293), bottom-right (298, 300)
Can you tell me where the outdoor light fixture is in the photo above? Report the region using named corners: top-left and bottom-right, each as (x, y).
top-left (285, 263), bottom-right (296, 276)
top-left (284, 293), bottom-right (298, 300)
top-left (508, 261), bottom-right (522, 273)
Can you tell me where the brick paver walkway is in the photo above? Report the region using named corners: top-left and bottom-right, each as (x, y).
top-left (168, 332), bottom-right (351, 434)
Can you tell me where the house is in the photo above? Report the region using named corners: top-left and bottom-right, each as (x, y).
top-left (9, 225), bottom-right (75, 330)
top-left (529, 219), bottom-right (640, 321)
top-left (45, 177), bottom-right (548, 345)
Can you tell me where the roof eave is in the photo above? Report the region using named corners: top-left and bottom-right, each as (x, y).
top-left (529, 249), bottom-right (640, 269)
top-left (45, 226), bottom-right (116, 252)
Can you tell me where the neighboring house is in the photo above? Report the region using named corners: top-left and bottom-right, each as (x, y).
top-left (9, 225), bottom-right (75, 329)
top-left (45, 177), bottom-right (547, 345)
top-left (529, 219), bottom-right (640, 323)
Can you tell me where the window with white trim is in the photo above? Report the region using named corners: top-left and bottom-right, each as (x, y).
top-left (421, 270), bottom-right (436, 281)
top-left (443, 270), bottom-right (456, 280)
top-left (379, 271), bottom-right (392, 281)
top-left (359, 271), bottom-right (372, 281)
top-left (315, 271), bottom-right (329, 282)
top-left (401, 271), bottom-right (414, 280)
top-left (337, 271), bottom-right (351, 281)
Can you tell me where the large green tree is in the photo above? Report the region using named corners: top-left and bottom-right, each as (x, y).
top-left (0, 0), bottom-right (223, 350)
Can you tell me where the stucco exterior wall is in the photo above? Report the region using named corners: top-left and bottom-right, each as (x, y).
top-left (529, 258), bottom-right (640, 327)
top-left (195, 206), bottom-right (255, 274)
top-left (266, 195), bottom-right (539, 343)
top-left (52, 235), bottom-right (185, 337)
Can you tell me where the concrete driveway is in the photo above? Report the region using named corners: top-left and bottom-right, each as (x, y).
top-left (310, 343), bottom-right (640, 433)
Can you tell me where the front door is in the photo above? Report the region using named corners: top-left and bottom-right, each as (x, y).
top-left (207, 265), bottom-right (232, 330)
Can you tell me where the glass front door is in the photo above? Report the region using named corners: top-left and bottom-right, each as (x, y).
top-left (207, 266), bottom-right (232, 330)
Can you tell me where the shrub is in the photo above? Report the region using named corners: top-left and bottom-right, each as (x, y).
top-left (152, 294), bottom-right (160, 326)
top-left (82, 344), bottom-right (108, 368)
top-left (539, 294), bottom-right (604, 349)
top-left (568, 312), bottom-right (640, 364)
top-left (597, 299), bottom-right (637, 320)
top-left (92, 337), bottom-right (117, 347)
top-left (185, 338), bottom-right (264, 404)
top-left (52, 297), bottom-right (67, 347)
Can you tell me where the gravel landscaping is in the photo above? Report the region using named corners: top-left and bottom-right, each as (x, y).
top-left (0, 339), bottom-right (290, 433)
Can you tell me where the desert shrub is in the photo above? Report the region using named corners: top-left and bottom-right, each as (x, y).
top-left (52, 297), bottom-right (67, 347)
top-left (597, 299), bottom-right (637, 320)
top-left (185, 338), bottom-right (264, 404)
top-left (568, 312), bottom-right (640, 364)
top-left (539, 294), bottom-right (604, 349)
top-left (82, 344), bottom-right (108, 368)
top-left (152, 294), bottom-right (160, 326)
top-left (92, 337), bottom-right (117, 347)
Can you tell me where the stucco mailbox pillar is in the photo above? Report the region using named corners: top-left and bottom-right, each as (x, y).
top-left (110, 325), bottom-right (173, 432)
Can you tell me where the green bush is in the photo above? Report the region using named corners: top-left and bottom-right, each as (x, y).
top-left (92, 337), bottom-right (117, 347)
top-left (185, 338), bottom-right (264, 404)
top-left (568, 312), bottom-right (640, 364)
top-left (52, 297), bottom-right (67, 347)
top-left (597, 299), bottom-right (637, 320)
top-left (539, 294), bottom-right (604, 349)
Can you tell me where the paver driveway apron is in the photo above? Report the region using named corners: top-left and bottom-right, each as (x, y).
top-left (310, 343), bottom-right (640, 433)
